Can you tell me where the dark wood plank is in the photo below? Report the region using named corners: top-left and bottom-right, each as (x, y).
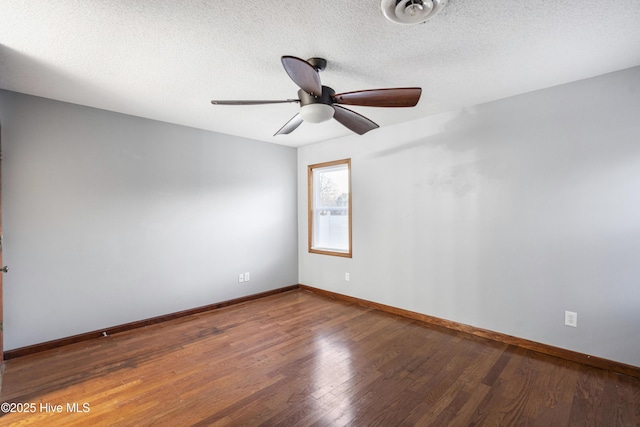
top-left (1, 289), bottom-right (639, 426)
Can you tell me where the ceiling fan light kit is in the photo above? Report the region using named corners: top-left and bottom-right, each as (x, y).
top-left (211, 56), bottom-right (422, 136)
top-left (381, 0), bottom-right (448, 25)
top-left (299, 104), bottom-right (335, 123)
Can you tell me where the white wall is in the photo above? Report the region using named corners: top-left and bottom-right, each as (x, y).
top-left (0, 90), bottom-right (298, 350)
top-left (298, 66), bottom-right (640, 367)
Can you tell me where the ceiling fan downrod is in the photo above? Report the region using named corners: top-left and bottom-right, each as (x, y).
top-left (306, 57), bottom-right (327, 72)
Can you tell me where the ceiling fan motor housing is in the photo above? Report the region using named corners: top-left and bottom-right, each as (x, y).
top-left (298, 86), bottom-right (335, 107)
top-left (381, 0), bottom-right (448, 25)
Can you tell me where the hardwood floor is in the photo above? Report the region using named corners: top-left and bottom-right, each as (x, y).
top-left (1, 289), bottom-right (639, 426)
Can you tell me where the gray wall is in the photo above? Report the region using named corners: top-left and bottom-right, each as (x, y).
top-left (0, 90), bottom-right (298, 351)
top-left (298, 66), bottom-right (640, 367)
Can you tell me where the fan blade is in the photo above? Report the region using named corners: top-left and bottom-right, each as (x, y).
top-left (333, 88), bottom-right (422, 107)
top-left (281, 56), bottom-right (322, 96)
top-left (274, 113), bottom-right (304, 136)
top-left (333, 105), bottom-right (379, 135)
top-left (211, 99), bottom-right (299, 105)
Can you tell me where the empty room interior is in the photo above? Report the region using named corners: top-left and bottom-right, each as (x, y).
top-left (1, 1), bottom-right (639, 425)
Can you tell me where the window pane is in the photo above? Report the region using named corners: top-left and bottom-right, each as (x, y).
top-left (309, 159), bottom-right (351, 257)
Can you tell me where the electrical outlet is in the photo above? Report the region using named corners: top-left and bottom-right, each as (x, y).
top-left (345, 272), bottom-right (350, 281)
top-left (238, 273), bottom-right (244, 283)
top-left (565, 311), bottom-right (577, 327)
top-left (244, 272), bottom-right (250, 282)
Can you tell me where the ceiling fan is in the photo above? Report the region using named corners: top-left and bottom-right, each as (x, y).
top-left (211, 56), bottom-right (422, 136)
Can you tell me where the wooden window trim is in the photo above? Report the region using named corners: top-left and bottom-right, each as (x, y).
top-left (308, 158), bottom-right (352, 258)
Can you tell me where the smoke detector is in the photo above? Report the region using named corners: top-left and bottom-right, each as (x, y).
top-left (381, 0), bottom-right (448, 25)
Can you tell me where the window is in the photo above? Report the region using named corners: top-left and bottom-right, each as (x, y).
top-left (308, 159), bottom-right (352, 257)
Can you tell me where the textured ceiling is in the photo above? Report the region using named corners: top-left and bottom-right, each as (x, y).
top-left (2, 0), bottom-right (640, 147)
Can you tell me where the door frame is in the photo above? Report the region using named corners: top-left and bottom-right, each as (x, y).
top-left (0, 123), bottom-right (4, 363)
